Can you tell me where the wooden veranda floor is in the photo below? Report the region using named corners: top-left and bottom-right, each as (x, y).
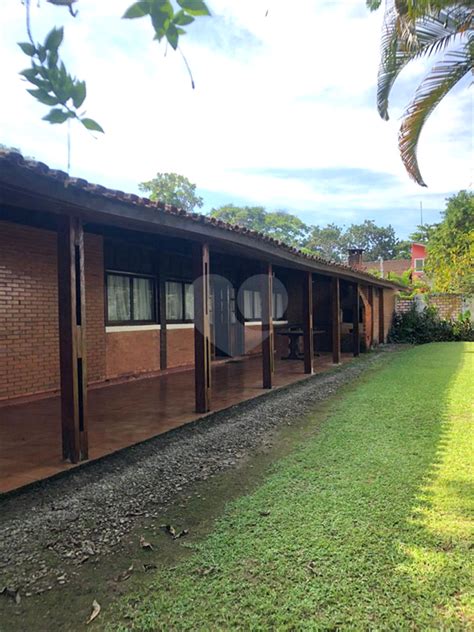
top-left (0, 353), bottom-right (352, 494)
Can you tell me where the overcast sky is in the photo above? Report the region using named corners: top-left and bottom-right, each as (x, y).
top-left (1, 1), bottom-right (471, 238)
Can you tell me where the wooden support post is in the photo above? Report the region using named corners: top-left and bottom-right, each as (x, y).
top-left (331, 277), bottom-right (341, 364)
top-left (302, 271), bottom-right (314, 374)
top-left (352, 282), bottom-right (360, 357)
top-left (57, 216), bottom-right (88, 463)
top-left (159, 254), bottom-right (167, 370)
top-left (193, 243), bottom-right (212, 412)
top-left (261, 262), bottom-right (274, 389)
top-left (378, 288), bottom-right (385, 344)
top-left (235, 273), bottom-right (246, 357)
top-left (368, 286), bottom-right (375, 348)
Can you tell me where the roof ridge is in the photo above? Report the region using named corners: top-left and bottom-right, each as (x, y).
top-left (0, 150), bottom-right (401, 288)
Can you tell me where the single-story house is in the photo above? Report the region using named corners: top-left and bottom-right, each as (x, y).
top-left (0, 151), bottom-right (402, 493)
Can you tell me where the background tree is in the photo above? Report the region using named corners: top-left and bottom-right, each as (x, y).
top-left (409, 223), bottom-right (438, 243)
top-left (209, 205), bottom-right (308, 247)
top-left (139, 172), bottom-right (203, 212)
top-left (305, 224), bottom-right (347, 261)
top-left (209, 205), bottom-right (267, 232)
top-left (425, 190), bottom-right (474, 294)
top-left (344, 220), bottom-right (400, 260)
top-left (368, 1), bottom-right (473, 186)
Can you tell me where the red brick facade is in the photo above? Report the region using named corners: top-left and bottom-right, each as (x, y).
top-left (0, 223), bottom-right (59, 400)
top-left (1, 219), bottom-right (397, 403)
top-left (0, 223), bottom-right (106, 401)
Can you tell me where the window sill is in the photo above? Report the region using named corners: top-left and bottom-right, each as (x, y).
top-left (106, 323), bottom-right (196, 333)
top-left (245, 320), bottom-right (288, 326)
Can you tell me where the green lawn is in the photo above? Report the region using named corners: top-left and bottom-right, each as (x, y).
top-left (111, 343), bottom-right (473, 630)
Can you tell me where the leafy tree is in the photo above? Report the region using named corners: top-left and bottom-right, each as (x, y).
top-left (425, 190), bottom-right (474, 294)
top-left (409, 223), bottom-right (438, 243)
top-left (305, 220), bottom-right (402, 262)
top-left (139, 173), bottom-right (203, 212)
top-left (393, 240), bottom-right (412, 259)
top-left (305, 224), bottom-right (347, 261)
top-left (209, 205), bottom-right (308, 247)
top-left (17, 0), bottom-right (210, 131)
top-left (344, 220), bottom-right (400, 260)
top-left (263, 211), bottom-right (309, 246)
top-left (209, 205), bottom-right (267, 232)
top-left (368, 1), bottom-right (473, 186)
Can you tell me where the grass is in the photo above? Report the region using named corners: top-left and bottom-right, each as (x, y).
top-left (110, 343), bottom-right (473, 630)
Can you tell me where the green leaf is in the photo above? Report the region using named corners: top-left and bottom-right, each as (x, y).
top-left (19, 68), bottom-right (39, 81)
top-left (123, 1), bottom-right (150, 18)
top-left (27, 88), bottom-right (60, 106)
top-left (177, 0), bottom-right (210, 16)
top-left (166, 23), bottom-right (179, 49)
top-left (18, 42), bottom-right (36, 56)
top-left (42, 108), bottom-right (73, 124)
top-left (47, 49), bottom-right (59, 69)
top-left (81, 118), bottom-right (104, 133)
top-left (150, 0), bottom-right (173, 35)
top-left (37, 46), bottom-right (47, 63)
top-left (72, 80), bottom-right (86, 108)
top-left (45, 27), bottom-right (64, 52)
top-left (173, 9), bottom-right (194, 26)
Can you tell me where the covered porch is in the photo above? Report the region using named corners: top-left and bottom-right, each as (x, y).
top-left (0, 352), bottom-right (353, 494)
top-left (0, 152), bottom-right (398, 495)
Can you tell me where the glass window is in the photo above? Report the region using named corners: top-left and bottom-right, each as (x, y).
top-left (242, 289), bottom-right (265, 321)
top-left (184, 283), bottom-right (194, 321)
top-left (243, 290), bottom-right (253, 320)
top-left (133, 277), bottom-right (154, 321)
top-left (273, 292), bottom-right (284, 320)
top-left (414, 258), bottom-right (424, 272)
top-left (166, 280), bottom-right (194, 322)
top-left (107, 273), bottom-right (155, 323)
top-left (108, 274), bottom-right (131, 322)
top-left (166, 281), bottom-right (183, 321)
top-left (254, 291), bottom-right (262, 320)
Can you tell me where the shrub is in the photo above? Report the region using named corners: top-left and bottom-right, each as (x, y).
top-left (389, 306), bottom-right (473, 344)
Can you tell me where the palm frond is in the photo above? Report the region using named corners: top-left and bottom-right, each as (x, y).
top-left (399, 44), bottom-right (472, 186)
top-left (377, 4), bottom-right (472, 120)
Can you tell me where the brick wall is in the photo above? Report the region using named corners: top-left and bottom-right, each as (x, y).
top-left (395, 298), bottom-right (414, 314)
top-left (0, 221), bottom-right (105, 401)
top-left (383, 289), bottom-right (396, 341)
top-left (167, 328), bottom-right (194, 368)
top-left (0, 222), bottom-right (59, 400)
top-left (106, 330), bottom-right (160, 379)
top-left (395, 293), bottom-right (464, 320)
top-left (427, 294), bottom-right (463, 320)
top-left (84, 234), bottom-right (106, 383)
top-left (372, 288), bottom-right (380, 344)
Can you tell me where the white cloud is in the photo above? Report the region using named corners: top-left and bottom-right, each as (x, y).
top-left (0, 0), bottom-right (471, 236)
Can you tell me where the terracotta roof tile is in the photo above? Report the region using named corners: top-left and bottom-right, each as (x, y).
top-left (0, 150), bottom-right (403, 289)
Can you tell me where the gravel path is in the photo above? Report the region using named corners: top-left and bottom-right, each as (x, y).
top-left (0, 349), bottom-right (396, 595)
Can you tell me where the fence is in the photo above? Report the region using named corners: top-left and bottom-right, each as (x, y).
top-left (395, 293), bottom-right (472, 320)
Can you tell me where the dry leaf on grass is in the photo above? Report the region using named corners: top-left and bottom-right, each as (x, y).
top-left (86, 599), bottom-right (101, 625)
top-left (114, 564), bottom-right (134, 582)
top-left (139, 536), bottom-right (154, 551)
top-left (161, 524), bottom-right (189, 540)
top-left (0, 587), bottom-right (21, 604)
top-left (143, 562), bottom-right (158, 572)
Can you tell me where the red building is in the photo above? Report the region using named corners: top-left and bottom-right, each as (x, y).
top-left (411, 242), bottom-right (427, 279)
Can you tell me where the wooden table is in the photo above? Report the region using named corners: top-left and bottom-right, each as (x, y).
top-left (277, 328), bottom-right (326, 360)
